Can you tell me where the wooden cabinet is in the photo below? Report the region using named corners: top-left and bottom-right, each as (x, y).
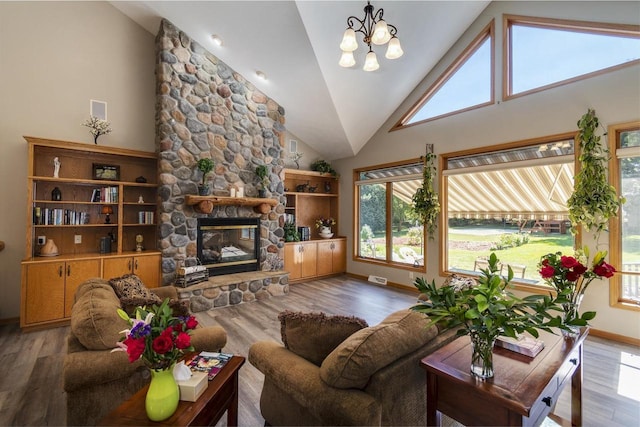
top-left (285, 238), bottom-right (346, 282)
top-left (317, 239), bottom-right (346, 276)
top-left (23, 258), bottom-right (100, 325)
top-left (285, 242), bottom-right (318, 281)
top-left (21, 137), bottom-right (161, 330)
top-left (103, 253), bottom-right (161, 288)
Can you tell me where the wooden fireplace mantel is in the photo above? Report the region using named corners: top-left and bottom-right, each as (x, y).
top-left (185, 195), bottom-right (278, 214)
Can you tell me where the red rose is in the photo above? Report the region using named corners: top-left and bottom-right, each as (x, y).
top-left (560, 256), bottom-right (579, 269)
top-left (186, 316), bottom-right (198, 330)
top-left (594, 262), bottom-right (616, 278)
top-left (566, 271), bottom-right (580, 282)
top-left (123, 336), bottom-right (145, 362)
top-left (541, 259), bottom-right (550, 266)
top-left (152, 334), bottom-right (174, 354)
top-left (540, 265), bottom-right (555, 278)
top-left (573, 263), bottom-right (587, 275)
top-left (173, 323), bottom-right (183, 333)
top-left (175, 332), bottom-right (191, 349)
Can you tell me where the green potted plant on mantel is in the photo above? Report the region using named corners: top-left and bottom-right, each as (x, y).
top-left (411, 146), bottom-right (440, 240)
top-left (255, 165), bottom-right (270, 198)
top-left (196, 158), bottom-right (215, 196)
top-left (567, 108), bottom-right (625, 237)
top-left (412, 253), bottom-right (563, 379)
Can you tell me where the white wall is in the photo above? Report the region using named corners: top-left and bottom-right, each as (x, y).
top-left (283, 130), bottom-right (324, 170)
top-left (333, 1), bottom-right (640, 339)
top-left (0, 2), bottom-right (155, 320)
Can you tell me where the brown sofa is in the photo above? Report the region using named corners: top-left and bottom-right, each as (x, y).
top-left (63, 278), bottom-right (227, 426)
top-left (249, 309), bottom-right (457, 426)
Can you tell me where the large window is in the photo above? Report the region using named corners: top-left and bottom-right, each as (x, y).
top-left (504, 15), bottom-right (640, 99)
top-left (392, 21), bottom-right (494, 130)
top-left (609, 122), bottom-right (640, 309)
top-left (355, 160), bottom-right (426, 269)
top-left (441, 134), bottom-right (577, 284)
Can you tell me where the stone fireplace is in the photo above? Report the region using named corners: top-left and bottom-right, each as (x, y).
top-left (155, 19), bottom-right (288, 289)
top-left (197, 217), bottom-right (260, 276)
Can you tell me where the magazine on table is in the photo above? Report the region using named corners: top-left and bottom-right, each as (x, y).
top-left (495, 334), bottom-right (544, 358)
top-left (186, 351), bottom-right (233, 380)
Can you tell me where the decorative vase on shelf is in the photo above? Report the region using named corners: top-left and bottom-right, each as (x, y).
top-left (319, 226), bottom-right (333, 239)
top-left (198, 184), bottom-right (211, 196)
top-left (145, 366), bottom-right (179, 422)
top-left (40, 239), bottom-right (59, 257)
top-left (51, 187), bottom-right (62, 201)
top-left (469, 331), bottom-right (497, 379)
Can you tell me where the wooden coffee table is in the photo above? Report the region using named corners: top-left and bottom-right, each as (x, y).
top-left (421, 329), bottom-right (586, 427)
top-left (98, 355), bottom-right (245, 426)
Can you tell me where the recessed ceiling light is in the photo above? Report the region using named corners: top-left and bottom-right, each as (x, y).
top-left (256, 70), bottom-right (267, 80)
top-left (211, 34), bottom-right (222, 46)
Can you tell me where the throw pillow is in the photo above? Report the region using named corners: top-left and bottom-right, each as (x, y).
top-left (278, 311), bottom-right (369, 366)
top-left (320, 309), bottom-right (438, 389)
top-left (109, 274), bottom-right (161, 305)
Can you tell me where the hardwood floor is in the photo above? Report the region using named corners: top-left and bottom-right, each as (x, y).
top-left (0, 275), bottom-right (638, 426)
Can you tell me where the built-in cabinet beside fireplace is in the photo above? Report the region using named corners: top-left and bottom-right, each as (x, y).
top-left (283, 169), bottom-right (346, 282)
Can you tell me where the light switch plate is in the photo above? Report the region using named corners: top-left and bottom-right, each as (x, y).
top-left (74, 235), bottom-right (82, 244)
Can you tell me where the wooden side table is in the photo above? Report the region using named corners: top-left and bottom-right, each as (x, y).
top-left (421, 329), bottom-right (586, 427)
top-left (98, 355), bottom-right (245, 426)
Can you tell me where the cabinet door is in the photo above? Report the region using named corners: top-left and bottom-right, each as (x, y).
top-left (133, 254), bottom-right (160, 288)
top-left (24, 262), bottom-right (65, 324)
top-left (64, 259), bottom-right (101, 317)
top-left (316, 241), bottom-right (334, 276)
top-left (331, 239), bottom-right (346, 274)
top-left (103, 257), bottom-right (134, 280)
top-left (284, 244), bottom-right (301, 281)
top-left (300, 242), bottom-right (317, 278)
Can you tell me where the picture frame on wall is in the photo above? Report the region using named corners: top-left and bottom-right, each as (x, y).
top-left (92, 163), bottom-right (120, 181)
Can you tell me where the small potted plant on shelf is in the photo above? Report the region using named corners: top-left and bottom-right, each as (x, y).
top-left (196, 158), bottom-right (215, 196)
top-left (284, 220), bottom-right (300, 242)
top-left (412, 253), bottom-right (562, 379)
top-left (310, 159), bottom-right (338, 177)
top-left (255, 165), bottom-right (270, 198)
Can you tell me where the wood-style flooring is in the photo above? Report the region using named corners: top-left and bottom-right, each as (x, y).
top-left (0, 275), bottom-right (638, 426)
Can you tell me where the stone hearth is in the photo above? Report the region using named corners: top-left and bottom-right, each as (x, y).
top-left (177, 271), bottom-right (289, 312)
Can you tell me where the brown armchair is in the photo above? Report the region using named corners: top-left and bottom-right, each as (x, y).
top-left (249, 309), bottom-right (457, 426)
top-left (63, 278), bottom-right (227, 426)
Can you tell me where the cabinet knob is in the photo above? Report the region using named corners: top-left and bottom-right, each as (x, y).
top-left (128, 260), bottom-right (132, 270)
top-left (135, 259), bottom-right (139, 270)
top-left (58, 266), bottom-right (63, 277)
top-left (330, 243), bottom-right (335, 250)
top-left (542, 396), bottom-right (553, 407)
top-left (67, 265), bottom-right (71, 276)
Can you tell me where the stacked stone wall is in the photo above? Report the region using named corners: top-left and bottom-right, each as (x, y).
top-left (155, 19), bottom-right (286, 285)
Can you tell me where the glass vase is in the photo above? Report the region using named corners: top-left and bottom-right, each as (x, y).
top-left (469, 332), bottom-right (496, 379)
top-left (562, 293), bottom-right (584, 339)
top-left (145, 366), bottom-right (179, 422)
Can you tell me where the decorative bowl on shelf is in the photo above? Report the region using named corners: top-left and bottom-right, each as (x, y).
top-left (319, 231), bottom-right (334, 239)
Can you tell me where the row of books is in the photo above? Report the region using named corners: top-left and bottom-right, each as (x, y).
top-left (34, 207), bottom-right (89, 225)
top-left (138, 211), bottom-right (155, 224)
top-left (91, 187), bottom-right (119, 203)
top-left (284, 213), bottom-right (295, 223)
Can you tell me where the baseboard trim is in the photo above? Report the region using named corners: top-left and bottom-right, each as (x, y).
top-left (0, 317), bottom-right (19, 326)
top-left (589, 328), bottom-right (640, 346)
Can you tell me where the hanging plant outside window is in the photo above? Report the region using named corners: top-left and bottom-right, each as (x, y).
top-left (567, 108), bottom-right (625, 237)
top-left (412, 145), bottom-right (440, 240)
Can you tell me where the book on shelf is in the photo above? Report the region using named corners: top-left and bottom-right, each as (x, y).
top-left (495, 334), bottom-right (545, 358)
top-left (185, 351), bottom-right (233, 380)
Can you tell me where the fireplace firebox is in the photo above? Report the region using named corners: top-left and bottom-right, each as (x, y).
top-left (197, 217), bottom-right (260, 276)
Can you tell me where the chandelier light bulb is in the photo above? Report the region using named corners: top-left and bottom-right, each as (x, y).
top-left (363, 50), bottom-right (379, 72)
top-left (339, 50), bottom-right (356, 68)
top-left (340, 28), bottom-right (358, 52)
top-left (372, 19), bottom-right (391, 45)
top-left (385, 36), bottom-right (404, 59)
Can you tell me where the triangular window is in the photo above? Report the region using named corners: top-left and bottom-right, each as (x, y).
top-left (505, 15), bottom-right (640, 98)
top-left (393, 21), bottom-right (494, 130)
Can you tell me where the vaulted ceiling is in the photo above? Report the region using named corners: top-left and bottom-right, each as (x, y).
top-left (112, 1), bottom-right (489, 160)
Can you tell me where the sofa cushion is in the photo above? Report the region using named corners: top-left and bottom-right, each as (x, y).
top-left (278, 311), bottom-right (368, 366)
top-left (109, 274), bottom-right (161, 304)
top-left (320, 309), bottom-right (438, 389)
top-left (71, 280), bottom-right (124, 351)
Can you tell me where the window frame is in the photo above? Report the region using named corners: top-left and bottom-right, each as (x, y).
top-left (503, 14), bottom-right (640, 101)
top-left (608, 120), bottom-right (640, 311)
top-left (353, 158), bottom-right (427, 272)
top-left (439, 132), bottom-right (580, 293)
top-left (391, 20), bottom-right (495, 131)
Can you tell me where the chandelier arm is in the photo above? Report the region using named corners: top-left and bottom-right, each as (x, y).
top-left (387, 24), bottom-right (398, 37)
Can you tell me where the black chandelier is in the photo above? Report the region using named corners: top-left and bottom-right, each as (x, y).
top-left (339, 1), bottom-right (404, 71)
